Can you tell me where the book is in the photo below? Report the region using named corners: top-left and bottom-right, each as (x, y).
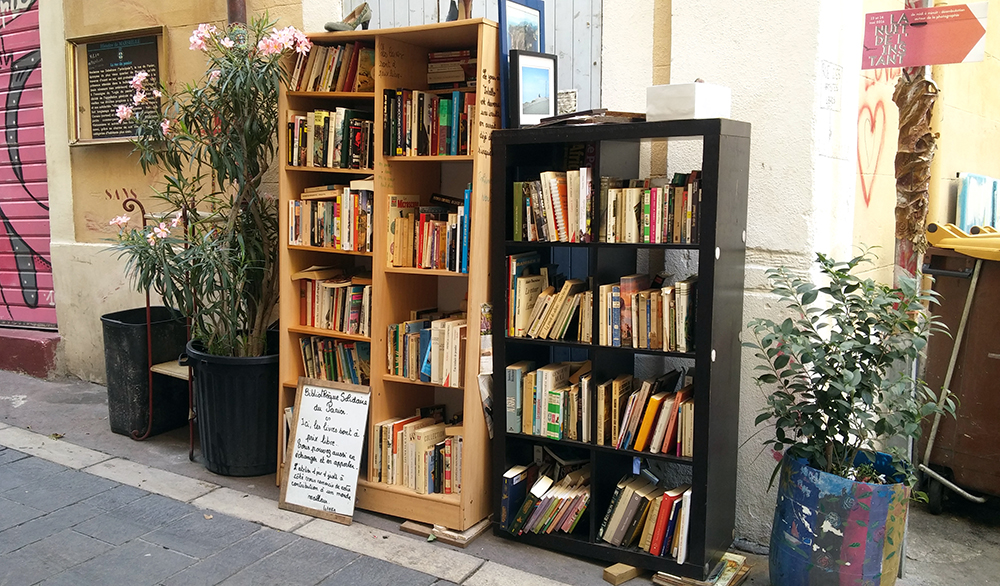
top-left (675, 276), bottom-right (698, 353)
top-left (621, 481), bottom-right (662, 548)
top-left (632, 390), bottom-right (670, 452)
top-left (521, 370), bottom-right (537, 435)
top-left (353, 45), bottom-right (376, 92)
top-left (514, 274), bottom-right (546, 337)
top-left (675, 486), bottom-right (693, 564)
top-left (597, 475), bottom-right (631, 540)
top-left (650, 483), bottom-right (689, 556)
top-left (610, 374), bottom-right (633, 447)
top-left (604, 476), bottom-right (652, 545)
top-left (509, 474), bottom-right (554, 535)
top-left (536, 279), bottom-right (586, 339)
top-left (535, 363), bottom-right (572, 436)
top-left (639, 494), bottom-right (664, 552)
top-left (505, 361), bottom-right (535, 433)
top-left (500, 464), bottom-right (533, 529)
top-left (662, 384), bottom-right (692, 454)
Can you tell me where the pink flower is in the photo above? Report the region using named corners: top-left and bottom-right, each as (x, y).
top-left (208, 70), bottom-right (221, 83)
top-left (146, 234), bottom-right (157, 245)
top-left (256, 36), bottom-right (282, 56)
top-left (152, 89), bottom-right (162, 98)
top-left (189, 23), bottom-right (217, 52)
top-left (116, 105), bottom-right (134, 122)
top-left (169, 212), bottom-right (182, 228)
top-left (132, 90), bottom-right (146, 105)
top-left (129, 71), bottom-right (149, 90)
top-left (109, 215), bottom-right (131, 227)
top-left (189, 34), bottom-right (207, 52)
top-left (160, 119), bottom-right (172, 136)
top-left (153, 222), bottom-right (170, 239)
top-left (220, 37), bottom-right (235, 49)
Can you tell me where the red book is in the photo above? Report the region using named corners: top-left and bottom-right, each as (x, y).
top-left (300, 280), bottom-right (308, 326)
top-left (650, 484), bottom-right (688, 556)
top-left (342, 41), bottom-right (362, 92)
top-left (661, 385), bottom-right (692, 454)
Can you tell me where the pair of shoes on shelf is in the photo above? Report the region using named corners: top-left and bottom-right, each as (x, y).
top-left (325, 2), bottom-right (372, 31)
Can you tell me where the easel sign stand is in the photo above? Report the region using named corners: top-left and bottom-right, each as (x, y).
top-left (279, 378), bottom-right (370, 525)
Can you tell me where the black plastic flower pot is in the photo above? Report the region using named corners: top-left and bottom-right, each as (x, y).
top-left (183, 340), bottom-right (278, 477)
top-left (100, 307), bottom-right (188, 437)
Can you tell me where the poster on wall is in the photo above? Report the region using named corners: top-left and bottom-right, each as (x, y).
top-left (862, 3), bottom-right (987, 69)
top-left (85, 35), bottom-right (160, 139)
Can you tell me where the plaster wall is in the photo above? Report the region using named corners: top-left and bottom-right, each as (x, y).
top-left (661, 1), bottom-right (864, 545)
top-left (46, 0), bottom-right (302, 383)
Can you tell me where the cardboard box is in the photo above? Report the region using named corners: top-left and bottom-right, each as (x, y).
top-left (646, 83), bottom-right (731, 122)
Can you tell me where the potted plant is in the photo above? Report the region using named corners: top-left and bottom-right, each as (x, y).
top-left (745, 249), bottom-right (954, 586)
top-left (109, 15), bottom-right (311, 476)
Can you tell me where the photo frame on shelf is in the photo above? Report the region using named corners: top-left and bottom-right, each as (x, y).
top-left (509, 50), bottom-right (557, 128)
top-left (498, 0), bottom-right (545, 128)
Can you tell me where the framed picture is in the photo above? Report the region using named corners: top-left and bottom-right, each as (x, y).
top-left (498, 0), bottom-right (545, 128)
top-left (509, 50), bottom-right (557, 127)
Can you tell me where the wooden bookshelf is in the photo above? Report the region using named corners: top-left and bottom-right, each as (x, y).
top-left (277, 19), bottom-right (498, 531)
top-left (489, 119), bottom-right (751, 579)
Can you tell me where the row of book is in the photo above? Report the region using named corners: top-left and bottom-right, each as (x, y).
top-left (600, 474), bottom-right (692, 562)
top-left (371, 407), bottom-right (463, 495)
top-left (501, 464), bottom-right (590, 536)
top-left (386, 190), bottom-right (472, 273)
top-left (511, 170), bottom-right (703, 245)
top-left (426, 49), bottom-right (477, 90)
top-left (289, 41), bottom-right (375, 93)
top-left (596, 272), bottom-right (697, 352)
top-left (298, 336), bottom-right (371, 386)
top-left (386, 314), bottom-right (467, 387)
top-left (506, 363), bottom-right (695, 457)
top-left (286, 109), bottom-right (375, 170)
top-left (288, 183), bottom-right (374, 253)
top-left (511, 272), bottom-right (592, 343)
top-left (381, 88), bottom-right (475, 157)
top-left (293, 266), bottom-right (372, 336)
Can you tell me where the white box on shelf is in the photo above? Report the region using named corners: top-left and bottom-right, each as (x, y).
top-left (646, 83), bottom-right (731, 121)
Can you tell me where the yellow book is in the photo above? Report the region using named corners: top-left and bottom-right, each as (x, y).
top-left (633, 390), bottom-right (670, 452)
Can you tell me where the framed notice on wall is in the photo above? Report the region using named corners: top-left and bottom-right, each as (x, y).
top-left (279, 378), bottom-right (370, 525)
top-left (68, 27), bottom-right (165, 144)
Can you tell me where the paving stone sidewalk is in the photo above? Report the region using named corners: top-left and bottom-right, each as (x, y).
top-left (0, 444), bottom-right (459, 586)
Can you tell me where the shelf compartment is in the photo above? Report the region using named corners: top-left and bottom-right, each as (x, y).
top-left (288, 325), bottom-right (371, 343)
top-left (504, 336), bottom-right (695, 359)
top-left (357, 478), bottom-right (464, 529)
top-left (287, 244), bottom-right (373, 257)
top-left (383, 374), bottom-right (463, 390)
top-left (385, 155), bottom-right (475, 162)
top-left (504, 432), bottom-right (693, 466)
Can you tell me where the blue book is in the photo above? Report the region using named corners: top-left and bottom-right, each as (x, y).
top-left (461, 186), bottom-right (472, 273)
top-left (505, 361), bottom-right (535, 432)
top-left (451, 90), bottom-right (461, 155)
top-left (418, 327), bottom-right (432, 382)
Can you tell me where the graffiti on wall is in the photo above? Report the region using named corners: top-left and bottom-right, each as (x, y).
top-left (857, 67), bottom-right (901, 209)
top-left (0, 0), bottom-right (55, 327)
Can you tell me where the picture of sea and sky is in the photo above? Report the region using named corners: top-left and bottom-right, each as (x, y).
top-left (520, 66), bottom-right (550, 114)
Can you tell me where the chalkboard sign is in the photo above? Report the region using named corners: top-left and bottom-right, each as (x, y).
top-left (279, 378), bottom-right (370, 525)
top-left (86, 35), bottom-right (160, 140)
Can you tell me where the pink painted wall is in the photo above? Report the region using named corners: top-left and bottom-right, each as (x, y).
top-left (0, 0), bottom-right (55, 327)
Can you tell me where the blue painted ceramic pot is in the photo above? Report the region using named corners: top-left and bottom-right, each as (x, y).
top-left (769, 453), bottom-right (909, 586)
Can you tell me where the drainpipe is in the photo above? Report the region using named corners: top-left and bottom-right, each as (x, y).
top-left (228, 0), bottom-right (246, 25)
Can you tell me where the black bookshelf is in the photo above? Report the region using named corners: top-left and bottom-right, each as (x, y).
top-left (489, 119), bottom-right (750, 580)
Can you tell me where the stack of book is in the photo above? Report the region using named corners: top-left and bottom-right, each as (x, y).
top-left (371, 406), bottom-right (463, 495)
top-left (298, 336), bottom-right (370, 385)
top-left (293, 266), bottom-right (372, 336)
top-left (386, 190), bottom-right (471, 273)
top-left (426, 49), bottom-right (477, 89)
top-left (511, 170), bottom-right (703, 245)
top-left (288, 182), bottom-right (374, 253)
top-left (289, 41), bottom-right (375, 93)
top-left (286, 108), bottom-right (375, 170)
top-left (382, 88), bottom-right (475, 157)
top-left (599, 474), bottom-right (692, 561)
top-left (504, 465), bottom-right (591, 536)
top-left (386, 314), bottom-right (467, 387)
top-left (653, 552), bottom-right (750, 586)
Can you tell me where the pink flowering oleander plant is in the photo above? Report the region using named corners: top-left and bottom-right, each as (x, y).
top-left (109, 15), bottom-right (310, 357)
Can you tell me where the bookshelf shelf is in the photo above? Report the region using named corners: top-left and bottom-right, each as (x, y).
top-left (287, 325), bottom-right (370, 342)
top-left (278, 19), bottom-right (498, 532)
top-left (382, 374), bottom-right (464, 390)
top-left (490, 119), bottom-right (750, 580)
top-left (385, 155), bottom-right (476, 162)
top-left (287, 244), bottom-right (373, 256)
top-left (283, 166), bottom-right (375, 174)
top-left (383, 267), bottom-right (469, 278)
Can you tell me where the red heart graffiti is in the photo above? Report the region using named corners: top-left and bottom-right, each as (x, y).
top-left (857, 100), bottom-right (886, 207)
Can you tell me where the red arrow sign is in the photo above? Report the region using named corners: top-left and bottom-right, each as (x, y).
top-left (862, 2), bottom-right (987, 69)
